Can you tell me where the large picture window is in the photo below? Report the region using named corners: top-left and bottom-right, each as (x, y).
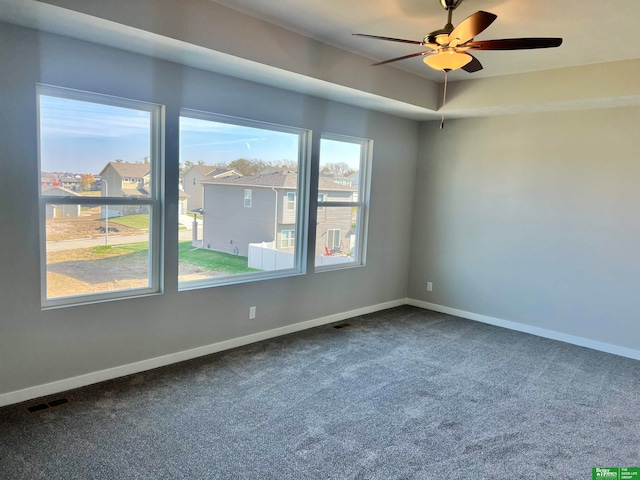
top-left (38, 86), bottom-right (163, 307)
top-left (178, 110), bottom-right (309, 289)
top-left (315, 134), bottom-right (371, 270)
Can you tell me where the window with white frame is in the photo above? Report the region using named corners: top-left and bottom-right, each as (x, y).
top-left (286, 192), bottom-right (296, 211)
top-left (178, 110), bottom-right (309, 289)
top-left (280, 230), bottom-right (295, 249)
top-left (315, 134), bottom-right (371, 269)
top-left (38, 85), bottom-right (162, 307)
top-left (326, 229), bottom-right (341, 249)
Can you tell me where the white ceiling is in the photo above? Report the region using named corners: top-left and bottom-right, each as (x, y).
top-left (2, 0), bottom-right (640, 120)
top-left (211, 0), bottom-right (640, 82)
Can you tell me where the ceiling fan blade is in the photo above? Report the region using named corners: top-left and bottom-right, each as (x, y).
top-left (448, 11), bottom-right (497, 46)
top-left (461, 54), bottom-right (483, 73)
top-left (372, 50), bottom-right (434, 66)
top-left (352, 33), bottom-right (424, 45)
top-left (466, 37), bottom-right (563, 50)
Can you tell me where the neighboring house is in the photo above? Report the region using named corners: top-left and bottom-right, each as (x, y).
top-left (99, 161), bottom-right (150, 198)
top-left (42, 186), bottom-right (81, 218)
top-left (41, 175), bottom-right (58, 188)
top-left (183, 165), bottom-right (238, 211)
top-left (59, 176), bottom-right (80, 191)
top-left (320, 174), bottom-right (352, 186)
top-left (99, 162), bottom-right (151, 216)
top-left (201, 171), bottom-right (356, 257)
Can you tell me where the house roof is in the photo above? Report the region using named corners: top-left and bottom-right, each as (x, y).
top-left (184, 165), bottom-right (238, 178)
top-left (120, 187), bottom-right (150, 197)
top-left (42, 186), bottom-right (81, 196)
top-left (207, 168), bottom-right (239, 179)
top-left (185, 164), bottom-right (217, 176)
top-left (202, 171), bottom-right (356, 191)
top-left (100, 162), bottom-right (150, 178)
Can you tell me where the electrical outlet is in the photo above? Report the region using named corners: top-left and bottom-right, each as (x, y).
top-left (249, 306), bottom-right (256, 319)
top-left (427, 282), bottom-right (433, 292)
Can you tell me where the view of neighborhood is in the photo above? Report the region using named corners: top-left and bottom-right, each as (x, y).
top-left (40, 94), bottom-right (365, 300)
top-left (43, 156), bottom-right (361, 297)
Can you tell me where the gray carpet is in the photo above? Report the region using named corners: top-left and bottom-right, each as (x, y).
top-left (1, 306), bottom-right (639, 479)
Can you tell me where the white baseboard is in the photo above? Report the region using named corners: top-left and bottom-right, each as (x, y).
top-left (407, 298), bottom-right (640, 362)
top-left (6, 297), bottom-right (636, 408)
top-left (0, 299), bottom-right (406, 408)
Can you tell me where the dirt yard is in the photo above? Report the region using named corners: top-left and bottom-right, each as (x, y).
top-left (46, 206), bottom-right (140, 242)
top-left (46, 210), bottom-right (218, 298)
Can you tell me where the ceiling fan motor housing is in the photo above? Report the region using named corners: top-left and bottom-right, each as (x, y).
top-left (440, 0), bottom-right (463, 10)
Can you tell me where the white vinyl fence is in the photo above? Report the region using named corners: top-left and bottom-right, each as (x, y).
top-left (248, 242), bottom-right (354, 271)
top-left (248, 242), bottom-right (294, 270)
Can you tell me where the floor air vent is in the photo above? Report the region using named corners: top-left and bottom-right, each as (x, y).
top-left (25, 397), bottom-right (71, 414)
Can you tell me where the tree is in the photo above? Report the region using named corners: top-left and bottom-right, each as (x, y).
top-left (79, 173), bottom-right (96, 191)
top-left (320, 162), bottom-right (355, 177)
top-left (270, 159), bottom-right (298, 171)
top-left (181, 160), bottom-right (194, 175)
top-left (228, 158), bottom-right (265, 176)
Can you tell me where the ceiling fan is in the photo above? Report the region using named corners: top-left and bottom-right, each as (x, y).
top-left (353, 0), bottom-right (563, 73)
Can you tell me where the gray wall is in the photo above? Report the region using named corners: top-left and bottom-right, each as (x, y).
top-left (408, 109), bottom-right (640, 350)
top-left (0, 22), bottom-right (419, 397)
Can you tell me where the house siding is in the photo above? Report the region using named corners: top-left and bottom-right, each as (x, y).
top-left (315, 189), bottom-right (354, 255)
top-left (202, 185), bottom-right (276, 257)
top-left (183, 170), bottom-right (207, 211)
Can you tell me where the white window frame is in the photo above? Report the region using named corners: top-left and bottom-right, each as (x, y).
top-left (285, 191), bottom-right (296, 211)
top-left (326, 228), bottom-right (341, 249)
top-left (178, 109), bottom-right (310, 291)
top-left (280, 229), bottom-right (295, 249)
top-left (315, 133), bottom-right (372, 272)
top-left (37, 85), bottom-right (164, 308)
top-left (244, 189), bottom-right (252, 208)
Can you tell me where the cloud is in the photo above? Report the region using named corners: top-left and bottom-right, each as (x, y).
top-left (40, 95), bottom-right (150, 139)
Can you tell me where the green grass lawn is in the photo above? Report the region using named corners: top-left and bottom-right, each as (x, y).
top-left (107, 214), bottom-right (149, 230)
top-left (81, 241), bottom-right (257, 275)
top-left (179, 241), bottom-right (258, 275)
top-left (90, 243), bottom-right (150, 258)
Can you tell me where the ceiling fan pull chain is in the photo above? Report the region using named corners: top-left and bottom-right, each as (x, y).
top-left (440, 70), bottom-right (448, 129)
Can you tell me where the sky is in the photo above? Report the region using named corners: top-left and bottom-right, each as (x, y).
top-left (179, 116), bottom-right (300, 166)
top-left (39, 95), bottom-right (362, 174)
top-left (39, 95), bottom-right (151, 174)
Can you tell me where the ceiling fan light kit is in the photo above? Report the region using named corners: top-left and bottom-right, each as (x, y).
top-left (424, 50), bottom-right (471, 71)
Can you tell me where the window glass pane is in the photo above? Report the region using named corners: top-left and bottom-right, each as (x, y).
top-left (286, 192), bottom-right (296, 211)
top-left (179, 115), bottom-right (303, 286)
top-left (319, 138), bottom-right (361, 194)
top-left (39, 95), bottom-right (152, 197)
top-left (315, 207), bottom-right (360, 267)
top-left (45, 204), bottom-right (151, 299)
